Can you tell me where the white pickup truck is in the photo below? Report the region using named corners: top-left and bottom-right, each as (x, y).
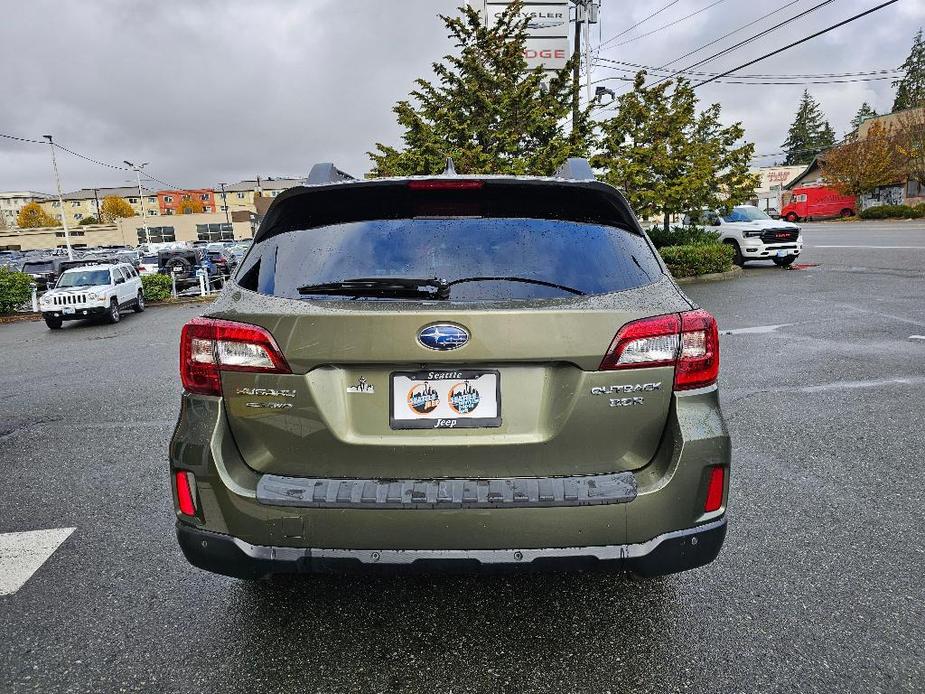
top-left (685, 205), bottom-right (803, 267)
top-left (38, 262), bottom-right (145, 330)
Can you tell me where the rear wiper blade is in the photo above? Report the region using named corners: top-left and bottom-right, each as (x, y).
top-left (446, 276), bottom-right (585, 296)
top-left (298, 277), bottom-right (450, 300)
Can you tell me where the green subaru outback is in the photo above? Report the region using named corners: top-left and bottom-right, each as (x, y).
top-left (170, 159), bottom-right (730, 578)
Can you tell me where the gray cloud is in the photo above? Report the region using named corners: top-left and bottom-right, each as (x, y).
top-left (2, 0), bottom-right (923, 193)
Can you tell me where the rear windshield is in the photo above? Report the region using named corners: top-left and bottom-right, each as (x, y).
top-left (245, 218), bottom-right (662, 302)
top-left (23, 261), bottom-right (54, 273)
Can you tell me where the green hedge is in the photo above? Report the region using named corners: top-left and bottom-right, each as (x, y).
top-left (0, 268), bottom-right (33, 314)
top-left (646, 225), bottom-right (720, 249)
top-left (141, 273), bottom-right (173, 302)
top-left (660, 243), bottom-right (734, 278)
top-left (859, 204), bottom-right (924, 220)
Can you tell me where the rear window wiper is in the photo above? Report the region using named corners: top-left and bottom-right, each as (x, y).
top-left (446, 276), bottom-right (585, 296)
top-left (298, 277), bottom-right (450, 300)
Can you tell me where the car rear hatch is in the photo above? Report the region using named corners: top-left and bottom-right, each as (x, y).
top-left (188, 178), bottom-right (713, 480)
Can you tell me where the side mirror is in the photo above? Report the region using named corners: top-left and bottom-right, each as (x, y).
top-left (712, 218), bottom-right (722, 227)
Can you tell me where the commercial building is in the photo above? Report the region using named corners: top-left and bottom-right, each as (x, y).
top-left (0, 212), bottom-right (253, 251)
top-left (0, 191), bottom-right (53, 229)
top-left (749, 166), bottom-right (805, 214)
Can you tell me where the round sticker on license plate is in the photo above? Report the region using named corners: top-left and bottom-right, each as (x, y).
top-left (390, 370), bottom-right (501, 429)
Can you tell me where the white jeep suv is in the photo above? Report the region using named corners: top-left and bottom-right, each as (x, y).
top-left (686, 205), bottom-right (803, 267)
top-left (39, 262), bottom-right (145, 330)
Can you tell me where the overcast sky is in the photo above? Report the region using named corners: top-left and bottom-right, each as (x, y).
top-left (2, 0), bottom-right (924, 194)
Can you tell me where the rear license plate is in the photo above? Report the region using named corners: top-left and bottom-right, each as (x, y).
top-left (62, 307), bottom-right (75, 315)
top-left (390, 370), bottom-right (501, 429)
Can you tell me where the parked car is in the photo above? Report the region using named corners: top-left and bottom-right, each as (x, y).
top-left (20, 257), bottom-right (68, 290)
top-left (157, 247), bottom-right (221, 290)
top-left (170, 158), bottom-right (729, 580)
top-left (685, 205), bottom-right (803, 267)
top-left (39, 262), bottom-right (144, 329)
top-left (781, 185), bottom-right (856, 222)
top-left (138, 253), bottom-right (160, 274)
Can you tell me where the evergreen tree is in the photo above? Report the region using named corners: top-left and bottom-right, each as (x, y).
top-left (893, 29), bottom-right (925, 112)
top-left (368, 1), bottom-right (593, 177)
top-left (593, 72), bottom-right (758, 231)
top-left (781, 90), bottom-right (834, 165)
top-left (849, 102), bottom-right (879, 131)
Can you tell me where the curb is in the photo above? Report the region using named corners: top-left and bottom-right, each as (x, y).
top-left (0, 296), bottom-right (216, 324)
top-left (674, 266), bottom-right (743, 284)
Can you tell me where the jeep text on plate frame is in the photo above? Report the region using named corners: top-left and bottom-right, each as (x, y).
top-left (389, 370), bottom-right (502, 429)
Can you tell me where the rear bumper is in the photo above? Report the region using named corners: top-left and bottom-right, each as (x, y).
top-left (176, 516), bottom-right (727, 578)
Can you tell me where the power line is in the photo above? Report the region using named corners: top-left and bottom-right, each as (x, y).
top-left (655, 0), bottom-right (805, 69)
top-left (605, 0), bottom-right (728, 49)
top-left (647, 0), bottom-right (835, 90)
top-left (593, 73), bottom-right (897, 86)
top-left (693, 0), bottom-right (902, 87)
top-left (595, 0), bottom-right (680, 50)
top-left (0, 132), bottom-right (45, 145)
top-left (594, 58), bottom-right (901, 79)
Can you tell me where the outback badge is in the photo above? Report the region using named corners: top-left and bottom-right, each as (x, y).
top-left (417, 324), bottom-right (469, 351)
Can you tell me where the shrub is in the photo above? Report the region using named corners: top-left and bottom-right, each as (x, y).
top-left (646, 225), bottom-right (720, 249)
top-left (859, 204), bottom-right (924, 220)
top-left (659, 243), bottom-right (734, 278)
top-left (0, 267), bottom-right (34, 314)
top-left (141, 273), bottom-right (173, 302)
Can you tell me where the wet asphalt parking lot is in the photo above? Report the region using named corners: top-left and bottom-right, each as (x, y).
top-left (1, 220), bottom-right (923, 693)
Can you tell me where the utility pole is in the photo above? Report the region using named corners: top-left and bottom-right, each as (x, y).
top-left (572, 2), bottom-right (583, 131)
top-left (93, 188), bottom-right (101, 224)
top-left (42, 135), bottom-right (73, 260)
top-left (218, 182), bottom-right (231, 225)
top-left (124, 160), bottom-right (150, 245)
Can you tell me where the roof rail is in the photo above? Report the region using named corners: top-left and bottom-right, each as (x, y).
top-left (307, 163), bottom-right (356, 185)
top-left (554, 157), bottom-right (595, 181)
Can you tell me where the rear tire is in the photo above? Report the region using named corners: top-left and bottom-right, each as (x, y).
top-left (134, 290), bottom-right (145, 312)
top-left (106, 298), bottom-right (121, 324)
top-left (840, 208), bottom-right (854, 218)
top-left (785, 212), bottom-right (799, 222)
top-left (773, 255), bottom-right (796, 267)
top-left (724, 240), bottom-right (744, 267)
top-left (44, 315), bottom-right (62, 330)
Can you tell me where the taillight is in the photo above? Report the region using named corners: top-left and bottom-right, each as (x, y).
top-left (599, 309), bottom-right (719, 391)
top-left (406, 179), bottom-right (484, 190)
top-left (179, 317), bottom-right (291, 396)
top-left (704, 466), bottom-right (725, 512)
top-left (175, 470), bottom-right (197, 516)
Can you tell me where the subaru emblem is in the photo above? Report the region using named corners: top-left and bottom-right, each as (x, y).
top-left (418, 324), bottom-right (469, 351)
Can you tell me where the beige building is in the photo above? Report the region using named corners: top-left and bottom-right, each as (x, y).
top-left (216, 177), bottom-right (302, 214)
top-left (38, 186), bottom-right (159, 228)
top-left (0, 191), bottom-right (53, 229)
top-left (0, 212), bottom-right (254, 251)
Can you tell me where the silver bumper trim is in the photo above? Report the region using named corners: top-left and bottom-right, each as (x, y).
top-left (230, 517), bottom-right (727, 566)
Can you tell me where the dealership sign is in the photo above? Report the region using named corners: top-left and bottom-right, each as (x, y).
top-left (470, 1), bottom-right (571, 71)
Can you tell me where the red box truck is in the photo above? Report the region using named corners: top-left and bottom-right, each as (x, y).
top-left (780, 186), bottom-right (856, 222)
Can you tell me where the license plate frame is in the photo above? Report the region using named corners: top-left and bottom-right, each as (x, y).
top-left (389, 369), bottom-right (502, 430)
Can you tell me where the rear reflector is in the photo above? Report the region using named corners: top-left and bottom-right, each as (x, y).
top-left (599, 309), bottom-right (719, 391)
top-left (180, 317), bottom-right (291, 396)
top-left (175, 470), bottom-right (197, 516)
top-left (704, 466), bottom-right (725, 512)
top-left (406, 179), bottom-right (484, 190)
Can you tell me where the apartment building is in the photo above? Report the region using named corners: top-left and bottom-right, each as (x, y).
top-left (158, 189), bottom-right (217, 215)
top-left (38, 186), bottom-right (158, 227)
top-left (216, 177), bottom-right (303, 214)
top-left (0, 191), bottom-right (52, 229)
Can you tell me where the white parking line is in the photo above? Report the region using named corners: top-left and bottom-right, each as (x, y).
top-left (722, 323), bottom-right (793, 335)
top-left (811, 245), bottom-right (925, 249)
top-left (0, 528), bottom-right (75, 596)
top-left (910, 335), bottom-right (925, 341)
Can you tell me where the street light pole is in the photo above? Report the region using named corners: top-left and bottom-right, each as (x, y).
top-left (42, 135), bottom-right (73, 260)
top-left (125, 160), bottom-right (150, 245)
top-left (219, 182), bottom-right (231, 225)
